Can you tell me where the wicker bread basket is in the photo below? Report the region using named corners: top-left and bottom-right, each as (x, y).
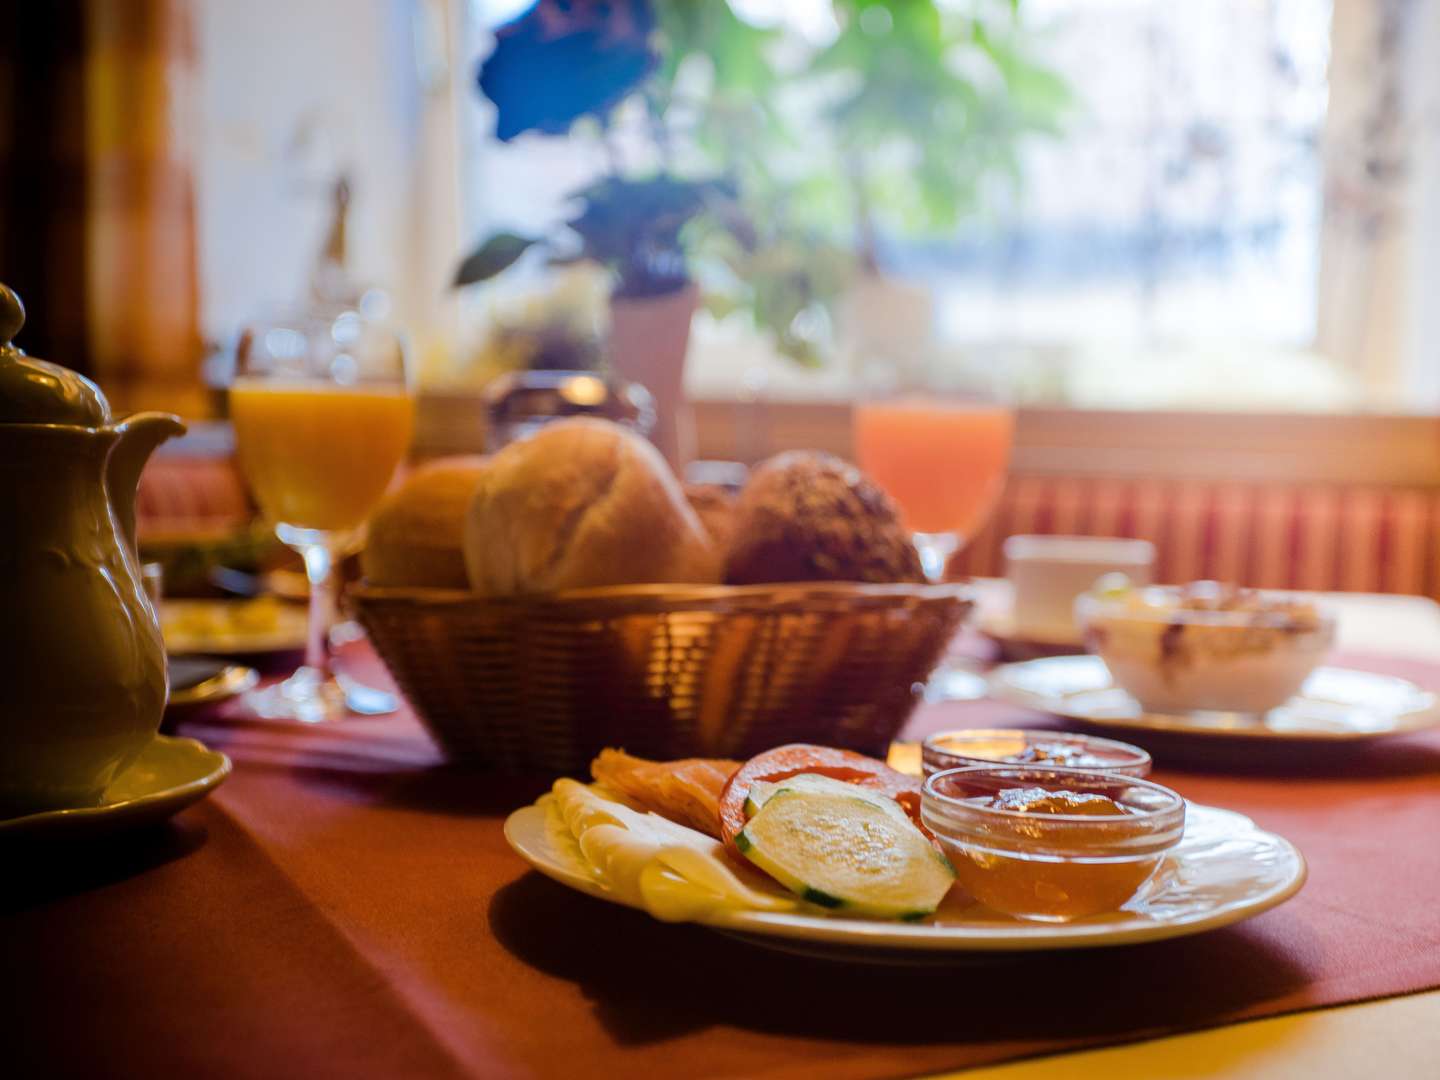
top-left (353, 582), bottom-right (972, 773)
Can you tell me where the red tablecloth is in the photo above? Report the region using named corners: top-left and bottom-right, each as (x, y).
top-left (5, 648), bottom-right (1440, 1079)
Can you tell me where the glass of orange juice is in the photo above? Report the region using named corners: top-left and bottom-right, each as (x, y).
top-left (230, 308), bottom-right (414, 723)
top-left (854, 396), bottom-right (1015, 576)
top-left (854, 394), bottom-right (1015, 699)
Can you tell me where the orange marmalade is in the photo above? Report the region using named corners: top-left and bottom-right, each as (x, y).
top-left (922, 770), bottom-right (1186, 923)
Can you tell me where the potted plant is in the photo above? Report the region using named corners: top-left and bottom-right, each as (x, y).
top-left (456, 0), bottom-right (747, 466)
top-left (457, 0), bottom-right (1067, 448)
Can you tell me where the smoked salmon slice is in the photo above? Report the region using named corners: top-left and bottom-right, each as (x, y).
top-left (590, 749), bottom-right (740, 839)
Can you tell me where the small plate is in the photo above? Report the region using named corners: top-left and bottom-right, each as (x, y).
top-left (264, 568), bottom-right (311, 602)
top-left (162, 599), bottom-right (308, 656)
top-left (977, 612), bottom-right (1087, 661)
top-left (167, 656), bottom-right (259, 709)
top-left (0, 735), bottom-right (231, 840)
top-left (989, 655), bottom-right (1440, 741)
top-left (504, 800), bottom-right (1305, 963)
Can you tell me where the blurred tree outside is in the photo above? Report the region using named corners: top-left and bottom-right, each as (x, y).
top-left (654, 0), bottom-right (1069, 366)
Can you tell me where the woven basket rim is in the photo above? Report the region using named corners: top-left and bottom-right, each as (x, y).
top-left (354, 580), bottom-right (973, 605)
top-left (354, 579), bottom-right (974, 769)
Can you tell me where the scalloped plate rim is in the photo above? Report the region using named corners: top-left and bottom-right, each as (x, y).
top-left (988, 656), bottom-right (1440, 741)
top-left (503, 801), bottom-right (1307, 955)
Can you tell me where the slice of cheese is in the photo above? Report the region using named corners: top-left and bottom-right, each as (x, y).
top-left (548, 779), bottom-right (795, 922)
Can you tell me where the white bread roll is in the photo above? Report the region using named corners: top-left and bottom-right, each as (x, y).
top-left (363, 456), bottom-right (489, 588)
top-left (463, 419), bottom-right (718, 595)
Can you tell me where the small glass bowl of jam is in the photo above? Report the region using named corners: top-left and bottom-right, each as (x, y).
top-left (921, 729), bottom-right (1152, 778)
top-left (922, 767), bottom-right (1185, 922)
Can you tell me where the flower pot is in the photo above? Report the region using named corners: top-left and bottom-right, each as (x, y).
top-left (841, 272), bottom-right (935, 391)
top-left (607, 283), bottom-right (699, 469)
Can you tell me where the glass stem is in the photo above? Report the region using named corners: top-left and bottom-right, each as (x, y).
top-left (297, 539), bottom-right (337, 678)
top-left (914, 531), bottom-right (961, 584)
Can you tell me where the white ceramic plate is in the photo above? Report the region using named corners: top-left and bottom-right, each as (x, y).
top-left (989, 655), bottom-right (1440, 741)
top-left (503, 800), bottom-right (1305, 963)
top-left (0, 735), bottom-right (231, 839)
top-left (162, 599), bottom-right (308, 656)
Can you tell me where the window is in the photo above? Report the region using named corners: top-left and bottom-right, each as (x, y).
top-left (927, 0), bottom-right (1330, 348)
top-left (448, 0), bottom-right (1436, 412)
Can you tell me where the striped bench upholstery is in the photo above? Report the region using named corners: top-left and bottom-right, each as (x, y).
top-left (950, 475), bottom-right (1440, 600)
top-left (136, 455), bottom-right (254, 540)
top-left (136, 462), bottom-right (1440, 600)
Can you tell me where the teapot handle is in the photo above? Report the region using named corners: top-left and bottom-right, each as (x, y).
top-left (109, 412), bottom-right (187, 557)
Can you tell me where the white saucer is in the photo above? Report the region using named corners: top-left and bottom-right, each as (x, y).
top-left (977, 612), bottom-right (1087, 661)
top-left (0, 735), bottom-right (231, 839)
top-left (989, 655), bottom-right (1440, 741)
top-left (504, 800), bottom-right (1305, 964)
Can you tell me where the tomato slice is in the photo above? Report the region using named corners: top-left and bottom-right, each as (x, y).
top-left (717, 743), bottom-right (925, 851)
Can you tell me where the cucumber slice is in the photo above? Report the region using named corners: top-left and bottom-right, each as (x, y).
top-left (742, 783), bottom-right (775, 820)
top-left (742, 773), bottom-right (911, 825)
top-left (734, 790), bottom-right (955, 919)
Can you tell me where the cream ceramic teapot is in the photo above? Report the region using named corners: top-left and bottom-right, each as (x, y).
top-left (0, 283), bottom-right (184, 812)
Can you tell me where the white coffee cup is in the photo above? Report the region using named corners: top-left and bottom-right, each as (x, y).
top-left (1004, 535), bottom-right (1155, 640)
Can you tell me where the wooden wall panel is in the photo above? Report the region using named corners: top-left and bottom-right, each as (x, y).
top-left (686, 401), bottom-right (1440, 487)
top-left (412, 393), bottom-right (1440, 597)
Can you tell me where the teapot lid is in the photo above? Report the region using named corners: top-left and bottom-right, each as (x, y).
top-left (0, 283), bottom-right (110, 426)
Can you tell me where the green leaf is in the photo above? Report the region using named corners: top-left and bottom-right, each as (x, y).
top-left (453, 233), bottom-right (538, 286)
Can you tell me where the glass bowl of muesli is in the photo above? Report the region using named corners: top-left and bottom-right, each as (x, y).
top-left (1076, 580), bottom-right (1336, 715)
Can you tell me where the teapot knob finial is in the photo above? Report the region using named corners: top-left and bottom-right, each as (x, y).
top-left (0, 283), bottom-right (24, 347)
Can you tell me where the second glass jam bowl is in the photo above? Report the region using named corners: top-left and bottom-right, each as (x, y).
top-left (921, 728), bottom-right (1152, 778)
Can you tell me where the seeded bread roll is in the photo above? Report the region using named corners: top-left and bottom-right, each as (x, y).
top-left (723, 451), bottom-right (923, 585)
top-left (463, 418), bottom-right (719, 595)
top-left (363, 456), bottom-right (489, 588)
